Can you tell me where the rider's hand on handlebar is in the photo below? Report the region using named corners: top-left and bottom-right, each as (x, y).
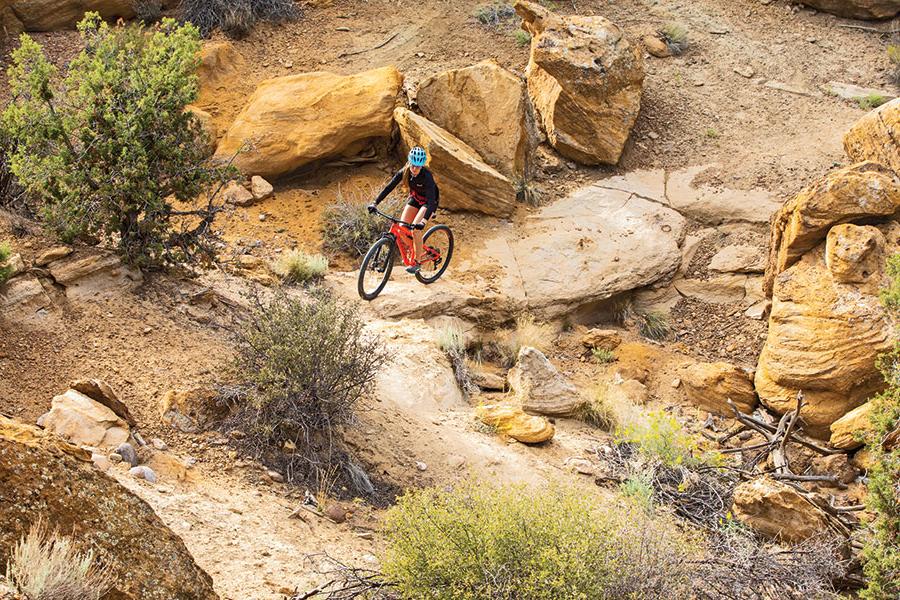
top-left (367, 203), bottom-right (377, 214)
top-left (413, 222), bottom-right (425, 230)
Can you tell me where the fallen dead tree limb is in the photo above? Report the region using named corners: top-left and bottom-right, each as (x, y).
top-left (292, 554), bottom-right (397, 600)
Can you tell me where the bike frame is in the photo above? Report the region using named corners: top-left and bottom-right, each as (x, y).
top-left (374, 208), bottom-right (442, 267)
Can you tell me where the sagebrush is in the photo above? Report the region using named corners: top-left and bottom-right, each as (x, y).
top-left (179, 0), bottom-right (300, 39)
top-left (5, 519), bottom-right (111, 600)
top-left (660, 22), bottom-right (689, 55)
top-left (0, 241), bottom-right (12, 285)
top-left (382, 480), bottom-right (695, 599)
top-left (322, 194), bottom-right (399, 258)
top-left (274, 249), bottom-right (328, 284)
top-left (3, 15), bottom-right (235, 268)
top-left (225, 288), bottom-right (387, 492)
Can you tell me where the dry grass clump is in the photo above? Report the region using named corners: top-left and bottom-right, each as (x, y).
top-left (274, 249), bottom-right (328, 284)
top-left (436, 324), bottom-right (477, 397)
top-left (5, 519), bottom-right (111, 600)
top-left (500, 314), bottom-right (555, 365)
top-left (179, 0), bottom-right (300, 39)
top-left (659, 22), bottom-right (689, 55)
top-left (580, 381), bottom-right (642, 431)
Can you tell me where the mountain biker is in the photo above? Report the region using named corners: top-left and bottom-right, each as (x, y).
top-left (368, 146), bottom-right (439, 274)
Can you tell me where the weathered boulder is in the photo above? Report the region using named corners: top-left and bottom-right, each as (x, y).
top-left (223, 180), bottom-right (255, 207)
top-left (416, 60), bottom-right (529, 179)
top-left (70, 378), bottom-right (136, 427)
top-left (47, 251), bottom-right (143, 299)
top-left (475, 403), bottom-right (554, 443)
top-left (197, 41), bottom-right (247, 105)
top-left (216, 67), bottom-right (403, 179)
top-left (765, 162), bottom-right (900, 295)
top-left (515, 0), bottom-right (644, 165)
top-left (810, 453), bottom-right (859, 485)
top-left (1, 5), bottom-right (24, 37)
top-left (470, 367), bottom-right (508, 391)
top-left (843, 97), bottom-right (899, 178)
top-left (581, 328), bottom-right (623, 352)
top-left (34, 245), bottom-right (72, 266)
top-left (830, 402), bottom-right (874, 450)
top-left (251, 175), bottom-right (274, 201)
top-left (0, 416), bottom-right (218, 600)
top-left (798, 0), bottom-right (900, 20)
top-left (0, 274), bottom-right (52, 320)
top-left (681, 362), bottom-right (758, 415)
top-left (709, 245), bottom-right (766, 273)
top-left (393, 107), bottom-right (517, 217)
top-left (160, 388), bottom-right (226, 434)
top-left (10, 0), bottom-right (133, 31)
top-left (732, 477), bottom-right (829, 542)
top-left (756, 222), bottom-right (897, 436)
top-left (508, 347), bottom-right (583, 416)
top-left (38, 389), bottom-right (130, 449)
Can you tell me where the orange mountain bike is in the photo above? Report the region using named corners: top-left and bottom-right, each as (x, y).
top-left (357, 208), bottom-right (454, 300)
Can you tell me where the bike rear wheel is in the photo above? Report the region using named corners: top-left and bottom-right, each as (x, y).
top-left (358, 237), bottom-right (395, 300)
top-left (416, 225), bottom-right (454, 285)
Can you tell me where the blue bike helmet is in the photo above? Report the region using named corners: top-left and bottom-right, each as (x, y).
top-left (408, 146), bottom-right (427, 167)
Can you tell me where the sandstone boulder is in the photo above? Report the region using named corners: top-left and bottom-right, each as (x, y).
top-left (843, 97), bottom-right (899, 178)
top-left (34, 245), bottom-right (72, 266)
top-left (47, 251), bottom-right (143, 299)
top-left (216, 67), bottom-right (403, 179)
top-left (732, 477), bottom-right (829, 542)
top-left (10, 0), bottom-right (134, 31)
top-left (475, 403), bottom-right (554, 443)
top-left (674, 274), bottom-right (750, 304)
top-left (830, 402), bottom-right (874, 450)
top-left (581, 328), bottom-right (623, 352)
top-left (765, 162), bottom-right (900, 295)
top-left (515, 0), bottom-right (644, 165)
top-left (798, 0), bottom-right (900, 20)
top-left (417, 60), bottom-right (530, 180)
top-left (70, 378), bottom-right (136, 427)
top-left (681, 362), bottom-right (758, 415)
top-left (251, 176), bottom-right (274, 201)
top-left (508, 347), bottom-right (583, 416)
top-left (38, 389), bottom-right (130, 449)
top-left (756, 222), bottom-right (897, 436)
top-left (0, 274), bottom-right (52, 320)
top-left (0, 416), bottom-right (217, 600)
top-left (393, 107), bottom-right (517, 217)
top-left (810, 453), bottom-right (859, 485)
top-left (160, 388), bottom-right (226, 434)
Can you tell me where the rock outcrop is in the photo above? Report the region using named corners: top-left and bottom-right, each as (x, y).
top-left (70, 378), bottom-right (136, 427)
top-left (416, 60), bottom-right (530, 180)
top-left (393, 107), bottom-right (517, 217)
top-left (197, 41), bottom-right (247, 106)
top-left (515, 0), bottom-right (644, 165)
top-left (0, 416), bottom-right (218, 600)
top-left (216, 66), bottom-right (403, 179)
top-left (798, 0), bottom-right (900, 20)
top-left (764, 161), bottom-right (900, 294)
top-left (10, 0), bottom-right (135, 31)
top-left (47, 251), bottom-right (143, 299)
top-left (732, 477), bottom-right (829, 542)
top-left (756, 221), bottom-right (897, 436)
top-left (843, 98), bottom-right (899, 178)
top-left (508, 347), bottom-right (583, 416)
top-left (475, 403), bottom-right (554, 443)
top-left (681, 362), bottom-right (758, 415)
top-left (38, 389), bottom-right (130, 449)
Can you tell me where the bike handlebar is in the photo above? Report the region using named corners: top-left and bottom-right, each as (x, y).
top-left (372, 206), bottom-right (419, 229)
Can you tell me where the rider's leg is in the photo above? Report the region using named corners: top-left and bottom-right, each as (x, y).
top-left (399, 204), bottom-right (417, 226)
top-left (411, 205), bottom-right (428, 263)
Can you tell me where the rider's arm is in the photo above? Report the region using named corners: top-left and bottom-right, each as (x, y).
top-left (372, 170), bottom-right (403, 205)
top-left (422, 172), bottom-right (438, 221)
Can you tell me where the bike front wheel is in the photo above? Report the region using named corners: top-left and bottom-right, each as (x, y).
top-left (358, 237), bottom-right (395, 300)
top-left (416, 225), bottom-right (454, 285)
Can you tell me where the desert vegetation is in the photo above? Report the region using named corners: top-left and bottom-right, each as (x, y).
top-left (179, 0), bottom-right (300, 39)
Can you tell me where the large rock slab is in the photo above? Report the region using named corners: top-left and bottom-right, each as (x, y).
top-left (416, 60), bottom-right (529, 180)
top-left (755, 222), bottom-right (897, 436)
top-left (665, 165), bottom-right (783, 225)
top-left (765, 161), bottom-right (900, 295)
top-left (216, 67), bottom-right (403, 179)
top-left (70, 378), bottom-right (136, 427)
top-left (798, 0), bottom-right (900, 19)
top-left (515, 0), bottom-right (644, 165)
top-left (38, 389), bottom-right (130, 448)
top-left (843, 98), bottom-right (899, 178)
top-left (732, 477), bottom-right (830, 542)
top-left (10, 0), bottom-right (134, 31)
top-left (0, 416), bottom-right (218, 600)
top-left (47, 251), bottom-right (143, 298)
top-left (508, 347), bottom-right (583, 416)
top-left (393, 107), bottom-right (517, 217)
top-left (681, 362), bottom-right (758, 415)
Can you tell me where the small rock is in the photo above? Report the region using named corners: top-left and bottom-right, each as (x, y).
top-left (35, 246), bottom-right (73, 267)
top-left (223, 180), bottom-right (255, 207)
top-left (564, 457), bottom-right (595, 475)
top-left (335, 26), bottom-right (351, 31)
top-left (129, 465), bottom-right (158, 483)
top-left (734, 65), bottom-right (755, 78)
top-left (415, 461), bottom-right (428, 472)
top-left (267, 470), bottom-right (284, 483)
top-left (258, 213), bottom-right (267, 222)
top-left (642, 35), bottom-right (671, 58)
top-left (250, 175), bottom-right (274, 201)
top-left (142, 326), bottom-right (153, 335)
top-left (115, 442), bottom-right (139, 467)
top-left (325, 504), bottom-right (347, 524)
top-left (109, 452), bottom-right (123, 463)
top-left (671, 377), bottom-right (681, 389)
top-left (447, 455), bottom-right (466, 469)
top-left (150, 438), bottom-right (168, 451)
top-left (91, 452), bottom-right (112, 472)
top-left (4, 254), bottom-right (26, 278)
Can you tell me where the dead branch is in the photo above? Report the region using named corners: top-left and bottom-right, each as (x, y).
top-left (292, 554), bottom-right (396, 600)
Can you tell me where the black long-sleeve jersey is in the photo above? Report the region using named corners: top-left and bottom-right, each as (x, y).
top-left (373, 167), bottom-right (440, 219)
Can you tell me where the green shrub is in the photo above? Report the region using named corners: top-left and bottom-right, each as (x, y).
top-left (659, 22), bottom-right (689, 55)
top-left (592, 348), bottom-right (616, 364)
top-left (621, 471), bottom-right (655, 512)
top-left (861, 253), bottom-right (900, 600)
top-left (617, 410), bottom-right (704, 468)
top-left (226, 288), bottom-right (387, 491)
top-left (889, 45), bottom-right (900, 86)
top-left (5, 519), bottom-right (111, 600)
top-left (274, 249), bottom-right (328, 284)
top-left (473, 3), bottom-right (516, 27)
top-left (382, 480), bottom-right (694, 599)
top-left (858, 94), bottom-right (889, 111)
top-left (3, 15), bottom-right (235, 268)
top-left (321, 195), bottom-right (399, 258)
top-left (704, 127), bottom-right (720, 139)
top-left (180, 0), bottom-right (300, 39)
top-left (0, 241), bottom-right (12, 285)
top-left (513, 29), bottom-right (531, 47)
